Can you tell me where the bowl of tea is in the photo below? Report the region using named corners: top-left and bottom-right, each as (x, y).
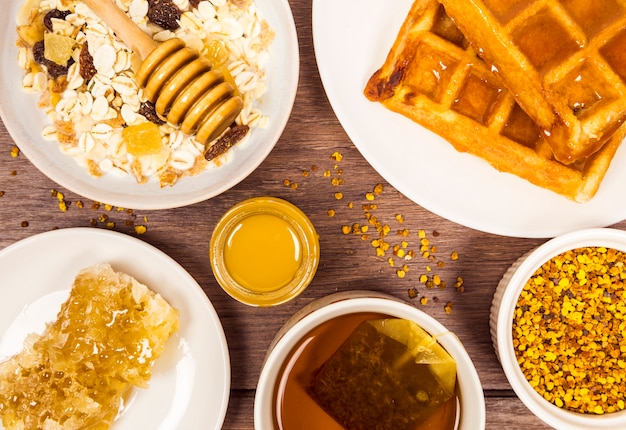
top-left (254, 291), bottom-right (485, 429)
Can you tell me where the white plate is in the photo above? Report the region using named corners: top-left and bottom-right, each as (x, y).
top-left (312, 0), bottom-right (626, 238)
top-left (0, 228), bottom-right (230, 430)
top-left (0, 0), bottom-right (299, 210)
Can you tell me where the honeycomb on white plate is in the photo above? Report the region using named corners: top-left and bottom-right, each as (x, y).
top-left (0, 263), bottom-right (180, 430)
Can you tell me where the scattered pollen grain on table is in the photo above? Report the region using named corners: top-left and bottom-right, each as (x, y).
top-left (282, 151), bottom-right (464, 312)
top-left (3, 146), bottom-right (147, 234)
top-left (49, 189), bottom-right (147, 234)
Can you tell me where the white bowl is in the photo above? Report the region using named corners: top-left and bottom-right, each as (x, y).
top-left (254, 291), bottom-right (485, 429)
top-left (491, 228), bottom-right (626, 429)
top-left (0, 0), bottom-right (299, 209)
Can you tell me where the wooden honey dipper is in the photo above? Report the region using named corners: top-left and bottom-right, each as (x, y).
top-left (82, 0), bottom-right (244, 145)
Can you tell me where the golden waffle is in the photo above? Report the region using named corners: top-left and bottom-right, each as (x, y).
top-left (436, 0), bottom-right (626, 164)
top-left (364, 0), bottom-right (624, 203)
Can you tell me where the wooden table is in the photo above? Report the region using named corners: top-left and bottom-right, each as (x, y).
top-left (1, 1), bottom-right (624, 429)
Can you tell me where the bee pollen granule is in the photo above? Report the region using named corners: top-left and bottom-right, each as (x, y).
top-left (513, 246), bottom-right (626, 415)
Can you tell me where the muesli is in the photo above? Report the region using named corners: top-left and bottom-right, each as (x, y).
top-left (16, 0), bottom-right (274, 186)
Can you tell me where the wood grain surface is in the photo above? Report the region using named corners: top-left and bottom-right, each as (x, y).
top-left (1, 0), bottom-right (625, 429)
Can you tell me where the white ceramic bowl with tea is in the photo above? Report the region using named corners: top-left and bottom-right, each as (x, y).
top-left (254, 291), bottom-right (485, 429)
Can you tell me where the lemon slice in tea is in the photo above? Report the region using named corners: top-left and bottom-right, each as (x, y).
top-left (309, 318), bottom-right (458, 430)
top-left (368, 318), bottom-right (457, 396)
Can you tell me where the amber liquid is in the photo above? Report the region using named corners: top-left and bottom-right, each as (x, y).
top-left (273, 312), bottom-right (458, 430)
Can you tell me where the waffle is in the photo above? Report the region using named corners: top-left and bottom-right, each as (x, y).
top-left (364, 0), bottom-right (624, 203)
top-left (436, 0), bottom-right (626, 164)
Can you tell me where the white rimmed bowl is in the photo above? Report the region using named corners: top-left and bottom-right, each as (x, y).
top-left (254, 291), bottom-right (485, 429)
top-left (0, 0), bottom-right (298, 209)
top-left (491, 227), bottom-right (626, 430)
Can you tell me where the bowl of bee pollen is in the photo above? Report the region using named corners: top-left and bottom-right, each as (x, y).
top-left (491, 228), bottom-right (626, 429)
top-left (254, 291), bottom-right (485, 429)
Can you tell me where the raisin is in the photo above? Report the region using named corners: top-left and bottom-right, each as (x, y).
top-left (43, 9), bottom-right (71, 32)
top-left (205, 125), bottom-right (249, 161)
top-left (138, 101), bottom-right (166, 125)
top-left (189, 0), bottom-right (201, 7)
top-left (79, 42), bottom-right (97, 82)
top-left (33, 40), bottom-right (73, 79)
top-left (147, 0), bottom-right (181, 31)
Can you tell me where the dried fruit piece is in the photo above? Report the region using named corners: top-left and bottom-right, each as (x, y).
top-left (17, 10), bottom-right (47, 47)
top-left (147, 0), bottom-right (182, 31)
top-left (43, 8), bottom-right (71, 32)
top-left (204, 39), bottom-right (239, 94)
top-left (138, 101), bottom-right (166, 125)
top-left (33, 40), bottom-right (72, 78)
top-left (205, 125), bottom-right (249, 161)
top-left (122, 122), bottom-right (163, 156)
top-left (43, 32), bottom-right (75, 66)
top-left (205, 39), bottom-right (229, 68)
top-left (79, 42), bottom-right (97, 81)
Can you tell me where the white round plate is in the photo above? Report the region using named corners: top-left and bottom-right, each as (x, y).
top-left (312, 0), bottom-right (626, 238)
top-left (0, 228), bottom-right (230, 430)
top-left (0, 0), bottom-right (299, 210)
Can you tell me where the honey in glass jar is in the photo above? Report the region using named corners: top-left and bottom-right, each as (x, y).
top-left (210, 197), bottom-right (320, 306)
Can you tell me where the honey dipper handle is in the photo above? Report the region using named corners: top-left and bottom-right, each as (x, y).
top-left (81, 0), bottom-right (157, 59)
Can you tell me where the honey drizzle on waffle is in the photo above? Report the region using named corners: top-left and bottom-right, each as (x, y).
top-left (364, 0), bottom-right (624, 202)
top-left (438, 0), bottom-right (626, 164)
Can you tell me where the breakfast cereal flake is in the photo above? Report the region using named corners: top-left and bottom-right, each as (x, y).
top-left (16, 0), bottom-right (274, 187)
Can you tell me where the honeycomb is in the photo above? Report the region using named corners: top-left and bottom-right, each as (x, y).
top-left (0, 264), bottom-right (180, 430)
